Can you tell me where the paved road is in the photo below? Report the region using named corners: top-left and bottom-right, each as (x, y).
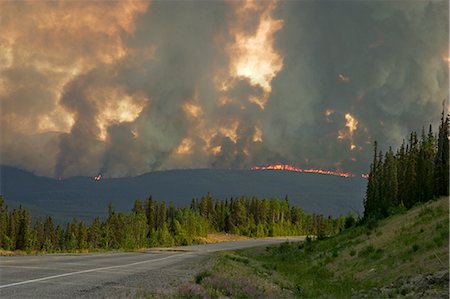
top-left (0, 237), bottom-right (304, 298)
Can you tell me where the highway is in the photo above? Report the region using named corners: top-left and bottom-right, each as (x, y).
top-left (0, 237), bottom-right (304, 298)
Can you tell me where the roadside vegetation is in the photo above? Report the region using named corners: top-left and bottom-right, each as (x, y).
top-left (179, 197), bottom-right (449, 298)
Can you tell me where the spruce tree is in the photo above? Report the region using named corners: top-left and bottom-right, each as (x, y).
top-left (434, 109), bottom-right (449, 196)
top-left (364, 141), bottom-right (379, 219)
top-left (88, 217), bottom-right (102, 249)
top-left (382, 147), bottom-right (398, 215)
top-left (43, 216), bottom-right (55, 252)
top-left (0, 197), bottom-right (6, 249)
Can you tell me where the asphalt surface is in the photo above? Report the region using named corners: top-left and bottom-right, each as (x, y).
top-left (0, 237), bottom-right (304, 298)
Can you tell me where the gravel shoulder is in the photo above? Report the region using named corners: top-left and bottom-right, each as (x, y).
top-left (77, 254), bottom-right (215, 298)
top-left (0, 237), bottom-right (303, 298)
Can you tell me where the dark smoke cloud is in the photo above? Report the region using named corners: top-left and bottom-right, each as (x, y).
top-left (265, 0), bottom-right (449, 171)
top-left (0, 0), bottom-right (448, 178)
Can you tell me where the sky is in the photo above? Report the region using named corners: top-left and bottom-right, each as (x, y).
top-left (0, 0), bottom-right (448, 178)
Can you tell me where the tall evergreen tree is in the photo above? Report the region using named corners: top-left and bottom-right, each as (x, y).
top-left (434, 109), bottom-right (449, 196)
top-left (364, 141), bottom-right (379, 219)
top-left (88, 217), bottom-right (102, 249)
top-left (382, 147), bottom-right (398, 215)
top-left (0, 197), bottom-right (6, 249)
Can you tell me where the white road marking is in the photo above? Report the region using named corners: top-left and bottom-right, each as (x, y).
top-left (0, 252), bottom-right (193, 289)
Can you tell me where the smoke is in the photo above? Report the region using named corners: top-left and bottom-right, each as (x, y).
top-left (0, 0), bottom-right (448, 178)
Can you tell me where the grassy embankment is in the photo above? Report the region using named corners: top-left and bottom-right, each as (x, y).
top-left (178, 197), bottom-right (449, 298)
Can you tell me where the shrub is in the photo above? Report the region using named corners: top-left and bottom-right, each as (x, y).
top-left (195, 271), bottom-right (211, 284)
top-left (358, 245), bottom-right (384, 260)
top-left (226, 254), bottom-right (249, 264)
top-left (344, 215), bottom-right (356, 229)
top-left (178, 283), bottom-right (209, 299)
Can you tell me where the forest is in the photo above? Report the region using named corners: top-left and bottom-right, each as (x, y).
top-left (364, 109), bottom-right (449, 220)
top-left (0, 194), bottom-right (354, 252)
top-left (1, 110), bottom-right (447, 254)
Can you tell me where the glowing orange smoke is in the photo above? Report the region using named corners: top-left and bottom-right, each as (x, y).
top-left (338, 74), bottom-right (350, 82)
top-left (250, 164), bottom-right (368, 178)
top-left (175, 138), bottom-right (194, 155)
top-left (0, 1), bottom-right (150, 137)
top-left (338, 113), bottom-right (359, 150)
top-left (224, 0), bottom-right (283, 109)
top-left (230, 6), bottom-right (283, 92)
top-left (324, 109), bottom-right (334, 123)
top-left (94, 87), bottom-right (148, 141)
top-left (443, 54), bottom-right (450, 67)
top-left (253, 126), bottom-right (263, 142)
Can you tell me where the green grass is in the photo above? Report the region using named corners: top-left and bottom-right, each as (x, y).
top-left (188, 197), bottom-right (449, 298)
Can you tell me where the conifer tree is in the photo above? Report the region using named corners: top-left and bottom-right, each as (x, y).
top-left (434, 109), bottom-right (449, 196)
top-left (377, 147), bottom-right (398, 215)
top-left (77, 221), bottom-right (88, 250)
top-left (396, 140), bottom-right (407, 207)
top-left (0, 197), bottom-right (6, 249)
top-left (145, 196), bottom-right (156, 234)
top-left (43, 216), bottom-right (55, 251)
top-left (55, 225), bottom-right (64, 251)
top-left (88, 217), bottom-right (102, 249)
top-left (364, 141), bottom-right (378, 219)
top-left (404, 132), bottom-right (418, 208)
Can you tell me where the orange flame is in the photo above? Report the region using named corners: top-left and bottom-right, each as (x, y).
top-left (251, 164), bottom-right (368, 179)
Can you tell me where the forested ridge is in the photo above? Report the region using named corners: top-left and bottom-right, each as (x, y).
top-left (364, 109), bottom-right (449, 220)
top-left (0, 195), bottom-right (353, 253)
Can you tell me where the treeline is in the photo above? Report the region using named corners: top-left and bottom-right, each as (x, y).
top-left (364, 109), bottom-right (449, 220)
top-left (0, 195), bottom-right (354, 252)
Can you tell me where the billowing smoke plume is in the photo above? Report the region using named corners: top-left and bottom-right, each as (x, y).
top-left (0, 0), bottom-right (448, 178)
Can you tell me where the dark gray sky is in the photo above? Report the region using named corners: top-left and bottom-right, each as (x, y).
top-left (1, 0), bottom-right (448, 178)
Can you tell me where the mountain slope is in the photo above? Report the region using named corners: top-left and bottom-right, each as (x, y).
top-left (0, 165), bottom-right (366, 223)
top-left (190, 197), bottom-right (449, 298)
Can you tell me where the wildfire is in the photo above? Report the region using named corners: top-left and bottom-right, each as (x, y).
top-left (95, 87), bottom-right (148, 141)
top-left (338, 113), bottom-right (359, 150)
top-left (219, 119), bottom-right (239, 143)
top-left (175, 138), bottom-right (194, 154)
top-left (0, 1), bottom-right (150, 137)
top-left (183, 102), bottom-right (203, 118)
top-left (230, 2), bottom-right (283, 92)
top-left (325, 109), bottom-right (334, 123)
top-left (183, 87), bottom-right (203, 118)
top-left (250, 164), bottom-right (367, 178)
top-left (338, 73), bottom-right (350, 82)
top-left (253, 126), bottom-right (263, 142)
top-left (224, 0), bottom-right (283, 109)
top-left (443, 54), bottom-right (450, 67)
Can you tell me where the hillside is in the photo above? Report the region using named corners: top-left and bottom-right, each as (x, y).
top-left (181, 197), bottom-right (449, 298)
top-left (0, 165), bottom-right (366, 223)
